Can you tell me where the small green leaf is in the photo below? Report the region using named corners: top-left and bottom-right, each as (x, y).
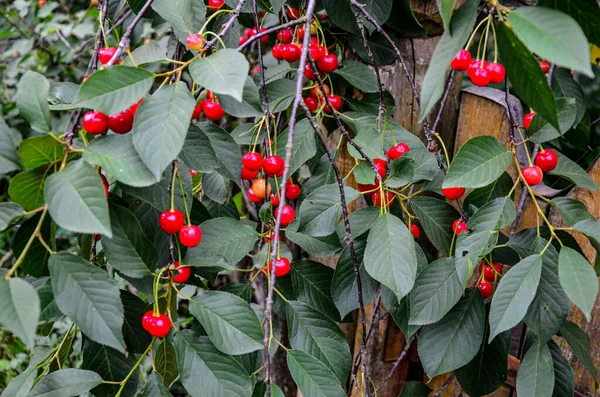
top-left (286, 349), bottom-right (346, 397)
top-left (382, 287), bottom-right (420, 340)
top-left (124, 40), bottom-right (168, 66)
top-left (467, 197), bottom-right (516, 232)
top-left (386, 156), bottom-right (415, 188)
top-left (0, 202), bottom-right (25, 232)
top-left (142, 373), bottom-right (172, 397)
top-left (291, 260), bottom-right (339, 321)
top-left (558, 246), bottom-right (599, 321)
top-left (121, 290), bottom-right (153, 354)
top-left (549, 151), bottom-right (598, 191)
top-left (0, 278), bottom-right (39, 348)
top-left (559, 321), bottom-right (598, 382)
top-left (516, 340), bottom-right (555, 397)
top-left (438, 0), bottom-right (458, 34)
top-left (455, 231), bottom-right (498, 286)
top-left (399, 382), bottom-right (432, 397)
top-left (334, 61), bottom-right (379, 93)
top-left (463, 172), bottom-right (515, 210)
top-left (12, 212), bottom-right (52, 277)
top-left (8, 164), bottom-right (52, 211)
top-left (550, 197), bottom-right (594, 226)
top-left (18, 136), bottom-right (64, 169)
top-left (189, 49), bottom-right (250, 102)
top-left (219, 77), bottom-right (263, 118)
top-left (0, 119), bottom-right (22, 175)
top-left (346, 124), bottom-right (385, 160)
top-left (155, 339), bottom-right (178, 387)
top-left (28, 369), bottom-right (102, 397)
top-left (16, 71), bottom-right (52, 133)
top-left (552, 68), bottom-right (586, 126)
top-left (81, 340), bottom-right (139, 397)
top-left (410, 197), bottom-right (459, 256)
top-left (528, 97), bottom-right (577, 143)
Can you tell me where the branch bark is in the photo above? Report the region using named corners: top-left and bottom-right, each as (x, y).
top-left (237, 17), bottom-right (308, 51)
top-left (106, 0), bottom-right (155, 66)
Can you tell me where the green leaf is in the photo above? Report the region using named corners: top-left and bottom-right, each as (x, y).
top-left (286, 221), bottom-right (342, 258)
top-left (552, 68), bottom-right (586, 126)
top-left (418, 290), bottom-right (485, 378)
top-left (297, 184), bottom-right (359, 237)
top-left (142, 373), bottom-right (172, 397)
top-left (103, 204), bottom-right (157, 278)
top-left (409, 257), bottom-right (462, 325)
top-left (548, 340), bottom-right (575, 397)
top-left (132, 82), bottom-right (195, 180)
top-left (382, 287), bottom-right (420, 340)
top-left (49, 253), bottom-right (125, 351)
top-left (467, 197), bottom-right (516, 232)
top-left (528, 97), bottom-right (577, 143)
top-left (398, 382), bottom-right (432, 397)
top-left (549, 151), bottom-right (598, 191)
top-left (12, 212), bottom-right (52, 277)
top-left (550, 197), bottom-right (594, 226)
top-left (496, 22), bottom-right (559, 131)
top-left (291, 260), bottom-right (339, 321)
top-left (538, 0), bottom-right (600, 47)
top-left (409, 196), bottom-right (459, 256)
top-left (45, 159), bottom-right (112, 237)
top-left (444, 136), bottom-right (513, 189)
top-left (286, 300), bottom-right (352, 385)
top-left (189, 291), bottom-right (263, 355)
top-left (121, 290), bottom-right (153, 354)
top-left (286, 349), bottom-right (346, 397)
top-left (27, 369), bottom-right (102, 397)
top-left (219, 281), bottom-right (254, 303)
top-left (174, 330), bottom-right (253, 397)
top-left (516, 340), bottom-right (555, 397)
top-left (67, 66), bottom-right (153, 114)
top-left (559, 321), bottom-right (598, 382)
top-left (364, 213), bottom-right (417, 299)
top-left (124, 40), bottom-right (168, 66)
top-left (489, 255), bottom-right (543, 342)
top-left (0, 202), bottom-right (25, 232)
top-left (275, 119), bottom-right (316, 178)
top-left (386, 157), bottom-right (415, 188)
top-left (558, 246), bottom-right (598, 321)
top-left (16, 71), bottom-right (52, 133)
top-left (82, 134), bottom-right (156, 187)
top-left (334, 61), bottom-right (379, 93)
top-left (151, 0), bottom-right (204, 38)
top-left (18, 136), bottom-right (64, 169)
top-left (335, 206), bottom-right (380, 241)
top-left (262, 79), bottom-right (295, 113)
top-left (155, 339), bottom-right (178, 387)
top-left (48, 82), bottom-right (79, 106)
top-left (0, 278), bottom-right (39, 348)
top-left (322, 0), bottom-right (392, 35)
top-left (346, 124), bottom-right (385, 160)
top-left (189, 49), bottom-right (250, 102)
top-left (9, 164), bottom-right (52, 211)
top-left (81, 340), bottom-right (139, 397)
top-left (463, 172), bottom-right (514, 210)
top-left (509, 7), bottom-right (593, 77)
top-left (0, 119), bottom-right (22, 174)
top-left (438, 0), bottom-right (457, 34)
top-left (455, 231), bottom-right (498, 286)
top-left (219, 77), bottom-right (262, 118)
top-left (185, 217), bottom-right (259, 267)
top-left (419, 0), bottom-right (478, 121)
top-left (573, 219), bottom-right (600, 252)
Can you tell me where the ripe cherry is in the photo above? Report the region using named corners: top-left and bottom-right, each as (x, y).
top-left (466, 60), bottom-right (487, 79)
top-left (486, 62), bottom-right (505, 84)
top-left (304, 97), bottom-right (318, 112)
top-left (357, 183), bottom-right (378, 196)
top-left (192, 100), bottom-right (204, 120)
top-left (239, 36), bottom-right (248, 46)
top-left (263, 155), bottom-right (284, 177)
top-left (410, 224), bottom-right (421, 239)
top-left (38, 0), bottom-right (46, 6)
top-left (241, 166), bottom-right (258, 180)
top-left (98, 47), bottom-right (117, 65)
top-left (442, 187), bottom-right (466, 200)
top-left (277, 28), bottom-right (293, 44)
top-left (323, 95), bottom-right (342, 113)
top-left (186, 33), bottom-right (203, 50)
top-left (309, 44), bottom-right (326, 61)
top-left (129, 97), bottom-right (144, 116)
top-left (159, 209), bottom-right (185, 234)
top-left (207, 0), bottom-right (225, 11)
top-left (242, 152), bottom-right (263, 171)
top-left (387, 143), bottom-right (410, 160)
top-left (172, 262), bottom-right (191, 283)
top-left (275, 204), bottom-right (295, 225)
top-left (535, 149), bottom-right (558, 172)
top-left (82, 111), bottom-right (109, 135)
top-left (311, 84), bottom-right (330, 99)
top-left (478, 280), bottom-right (493, 299)
top-left (522, 165), bottom-right (543, 186)
top-left (286, 6), bottom-right (300, 19)
top-left (189, 170), bottom-right (197, 177)
top-left (479, 262), bottom-right (503, 282)
top-left (296, 25), bottom-right (305, 40)
top-left (142, 311), bottom-right (171, 338)
top-left (452, 219), bottom-right (468, 235)
top-left (101, 174), bottom-right (109, 198)
top-left (204, 99), bottom-right (225, 120)
top-left (248, 187), bottom-right (262, 203)
top-left (450, 49), bottom-right (472, 71)
top-left (252, 179), bottom-right (270, 199)
top-left (270, 193), bottom-right (280, 206)
top-left (108, 109), bottom-right (133, 134)
top-left (304, 64), bottom-right (317, 81)
top-left (372, 191), bottom-right (395, 207)
top-left (317, 53), bottom-right (339, 73)
top-left (286, 184), bottom-right (301, 200)
top-left (539, 60), bottom-right (550, 74)
top-left (251, 27), bottom-right (268, 43)
top-left (373, 158), bottom-right (387, 178)
top-left (272, 44), bottom-right (284, 60)
top-left (179, 225), bottom-right (202, 247)
top-left (271, 257), bottom-right (291, 277)
top-left (471, 68), bottom-right (491, 87)
top-left (282, 44), bottom-right (301, 62)
top-left (523, 112), bottom-right (536, 130)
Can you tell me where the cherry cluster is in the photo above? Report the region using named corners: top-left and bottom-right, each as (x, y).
top-left (477, 261), bottom-right (503, 299)
top-left (451, 49), bottom-right (505, 87)
top-left (159, 208), bottom-right (202, 248)
top-left (82, 97), bottom-right (142, 135)
top-left (239, 26), bottom-right (269, 47)
top-left (191, 90), bottom-right (225, 121)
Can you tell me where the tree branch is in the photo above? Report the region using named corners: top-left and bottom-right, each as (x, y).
top-left (205, 0), bottom-right (247, 49)
top-left (106, 0), bottom-right (154, 66)
top-left (433, 373), bottom-right (456, 397)
top-left (376, 335), bottom-right (415, 391)
top-left (237, 17), bottom-right (308, 51)
top-left (432, 70), bottom-right (456, 133)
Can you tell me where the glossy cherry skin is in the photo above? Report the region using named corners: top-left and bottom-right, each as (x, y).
top-left (271, 257), bottom-right (291, 277)
top-left (192, 100), bottom-right (204, 119)
top-left (272, 44), bottom-right (284, 60)
top-left (277, 28), bottom-right (293, 44)
top-left (486, 62), bottom-right (505, 84)
top-left (204, 99), bottom-right (225, 120)
top-left (263, 155), bottom-right (284, 177)
top-left (372, 191), bottom-right (395, 207)
top-left (186, 33), bottom-right (203, 50)
top-left (523, 112), bottom-right (536, 129)
top-left (304, 64), bottom-right (317, 81)
top-left (242, 152), bottom-right (263, 171)
top-left (387, 143), bottom-right (410, 160)
top-left (539, 60), bottom-right (550, 74)
top-left (172, 261), bottom-right (191, 283)
top-left (270, 193), bottom-right (280, 206)
top-left (286, 6), bottom-right (300, 19)
top-left (251, 27), bottom-right (268, 43)
top-left (373, 158), bottom-right (387, 178)
top-left (275, 204), bottom-right (296, 225)
top-left (286, 184), bottom-right (301, 200)
top-left (108, 109), bottom-right (133, 134)
top-left (317, 54), bottom-right (338, 73)
top-left (142, 311), bottom-right (171, 338)
top-left (179, 225), bottom-right (202, 247)
top-left (309, 44), bottom-right (326, 61)
top-left (189, 170), bottom-right (197, 177)
top-left (241, 166), bottom-right (258, 180)
top-left (282, 44), bottom-right (301, 62)
top-left (207, 0), bottom-right (225, 11)
top-left (410, 224), bottom-right (421, 239)
top-left (478, 280), bottom-right (493, 300)
top-left (357, 183), bottom-right (378, 196)
top-left (522, 165), bottom-right (543, 186)
top-left (129, 97), bottom-right (144, 116)
top-left (248, 187), bottom-right (262, 203)
top-left (535, 149), bottom-right (558, 172)
top-left (239, 36), bottom-right (248, 46)
top-left (450, 49), bottom-right (472, 71)
top-left (471, 67), bottom-right (491, 86)
top-left (304, 97), bottom-right (318, 112)
top-left (159, 209), bottom-right (185, 234)
top-left (323, 95), bottom-right (342, 113)
top-left (82, 111), bottom-right (109, 135)
top-left (466, 60), bottom-right (488, 79)
top-left (311, 84), bottom-right (330, 99)
top-left (251, 179), bottom-right (270, 198)
top-left (452, 219), bottom-right (468, 235)
top-left (98, 47), bottom-right (117, 65)
top-left (101, 174), bottom-right (109, 198)
top-left (479, 262), bottom-right (503, 282)
top-left (442, 187), bottom-right (466, 200)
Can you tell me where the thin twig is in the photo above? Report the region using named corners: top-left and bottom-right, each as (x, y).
top-left (237, 17), bottom-right (308, 51)
top-left (106, 0), bottom-right (154, 66)
top-left (204, 0), bottom-right (247, 49)
top-left (376, 335), bottom-right (415, 391)
top-left (432, 70), bottom-right (456, 133)
top-left (0, 250), bottom-right (14, 268)
top-left (433, 373), bottom-right (456, 397)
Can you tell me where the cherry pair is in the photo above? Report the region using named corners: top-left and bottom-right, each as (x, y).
top-left (82, 96), bottom-right (142, 135)
top-left (451, 50), bottom-right (505, 86)
top-left (239, 26), bottom-right (268, 46)
top-left (242, 152), bottom-right (285, 178)
top-left (159, 209), bottom-right (202, 247)
top-left (521, 149), bottom-right (558, 186)
top-left (192, 91), bottom-right (225, 121)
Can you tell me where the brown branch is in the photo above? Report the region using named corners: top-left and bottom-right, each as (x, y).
top-left (237, 17), bottom-right (308, 51)
top-left (106, 0), bottom-right (154, 66)
top-left (376, 335), bottom-right (415, 391)
top-left (204, 0), bottom-right (247, 49)
top-left (432, 69), bottom-right (456, 133)
top-left (433, 373), bottom-right (456, 397)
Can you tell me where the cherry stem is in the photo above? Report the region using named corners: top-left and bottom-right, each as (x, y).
top-left (176, 172), bottom-right (191, 225)
top-left (480, 18), bottom-right (491, 68)
top-left (115, 339), bottom-right (155, 397)
top-left (4, 206), bottom-right (48, 280)
top-left (169, 162), bottom-right (178, 211)
top-left (465, 15), bottom-right (491, 52)
top-left (434, 133), bottom-right (451, 169)
top-left (105, 0), bottom-right (155, 66)
top-left (199, 8), bottom-right (233, 36)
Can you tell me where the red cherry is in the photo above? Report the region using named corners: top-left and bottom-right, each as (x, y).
top-left (450, 49), bottom-right (472, 71)
top-left (207, 0), bottom-right (224, 11)
top-left (275, 204), bottom-right (295, 225)
top-left (108, 109), bottom-right (133, 134)
top-left (441, 187), bottom-right (466, 200)
top-left (373, 158), bottom-right (387, 178)
top-left (82, 74), bottom-right (91, 83)
top-left (277, 29), bottom-right (293, 44)
top-left (357, 183), bottom-right (378, 196)
top-left (179, 225), bottom-right (202, 247)
top-left (248, 187), bottom-right (262, 203)
top-left (251, 27), bottom-right (268, 43)
top-left (241, 166), bottom-right (258, 180)
top-left (286, 7), bottom-right (300, 19)
top-left (98, 47), bottom-right (117, 65)
top-left (286, 184), bottom-right (301, 200)
top-left (304, 64), bottom-right (317, 81)
top-left (270, 193), bottom-right (280, 206)
top-left (522, 165), bottom-right (543, 186)
top-left (142, 311), bottom-right (171, 338)
top-left (204, 99), bottom-right (225, 120)
top-left (263, 155), bottom-right (284, 177)
top-left (189, 170), bottom-right (197, 177)
top-left (304, 97), bottom-right (318, 112)
top-left (317, 53), bottom-right (338, 73)
top-left (242, 152), bottom-right (263, 171)
top-left (372, 191), bottom-right (395, 207)
top-left (478, 280), bottom-right (493, 299)
top-left (239, 36), bottom-right (248, 46)
top-left (311, 84), bottom-right (330, 99)
top-left (466, 60), bottom-right (488, 78)
top-left (471, 67), bottom-right (491, 87)
top-left (192, 100), bottom-right (204, 119)
top-left (272, 44), bottom-right (284, 60)
top-left (186, 33), bottom-right (203, 50)
top-left (410, 224), bottom-right (421, 239)
top-left (523, 112), bottom-right (536, 130)
top-left (535, 149), bottom-right (558, 173)
top-left (271, 257), bottom-right (291, 277)
top-left (479, 262), bottom-right (503, 282)
top-left (323, 95), bottom-right (341, 113)
top-left (82, 111), bottom-right (109, 135)
top-left (244, 28), bottom-right (253, 38)
top-left (387, 143), bottom-right (410, 160)
top-left (129, 97), bottom-right (144, 116)
top-left (159, 209), bottom-right (185, 234)
top-left (309, 44), bottom-right (326, 61)
top-left (282, 44), bottom-right (301, 62)
top-left (101, 174), bottom-right (109, 198)
top-left (172, 262), bottom-right (191, 283)
top-left (485, 62), bottom-right (505, 84)
top-left (452, 219), bottom-right (468, 235)
top-left (539, 60), bottom-right (550, 74)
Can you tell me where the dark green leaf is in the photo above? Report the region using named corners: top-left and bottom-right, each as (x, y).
top-left (286, 349), bottom-right (346, 397)
top-left (463, 172), bottom-right (514, 210)
top-left (275, 119), bottom-right (316, 178)
top-left (438, 0), bottom-right (458, 34)
top-left (18, 136), bottom-right (64, 169)
top-left (27, 369), bottom-right (102, 397)
top-left (263, 79), bottom-right (295, 113)
top-left (516, 340), bottom-right (555, 397)
top-left (398, 381), bottom-right (432, 397)
top-left (16, 71), bottom-right (52, 133)
top-left (121, 290), bottom-right (152, 354)
top-left (548, 340), bottom-right (575, 397)
top-left (142, 373), bottom-right (172, 397)
top-left (218, 281), bottom-right (254, 303)
top-left (455, 231), bottom-right (498, 286)
top-left (410, 196), bottom-right (459, 256)
top-left (334, 61), bottom-right (379, 93)
top-left (538, 0), bottom-right (600, 47)
top-left (0, 278), bottom-right (39, 348)
top-left (155, 339), bottom-right (178, 387)
top-left (286, 221), bottom-right (342, 257)
top-left (124, 40), bottom-right (168, 66)
top-left (0, 202), bottom-right (24, 232)
top-left (467, 197), bottom-right (516, 232)
top-left (335, 206), bottom-right (380, 241)
top-left (559, 321), bottom-right (598, 381)
top-left (189, 49), bottom-right (250, 102)
top-left (382, 286), bottom-right (420, 340)
top-left (219, 77), bottom-right (263, 118)
top-left (82, 340), bottom-right (139, 397)
top-left (528, 97), bottom-right (577, 143)
top-left (291, 260), bottom-right (339, 321)
top-left (558, 246), bottom-right (598, 321)
top-left (0, 119), bottom-right (22, 174)
top-left (552, 68), bottom-right (586, 126)
top-left (386, 156), bottom-right (415, 188)
top-left (549, 151), bottom-right (598, 191)
top-left (9, 164), bottom-right (53, 211)
top-left (550, 197), bottom-right (594, 226)
top-left (297, 184), bottom-right (359, 237)
top-left (12, 211), bottom-right (52, 277)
